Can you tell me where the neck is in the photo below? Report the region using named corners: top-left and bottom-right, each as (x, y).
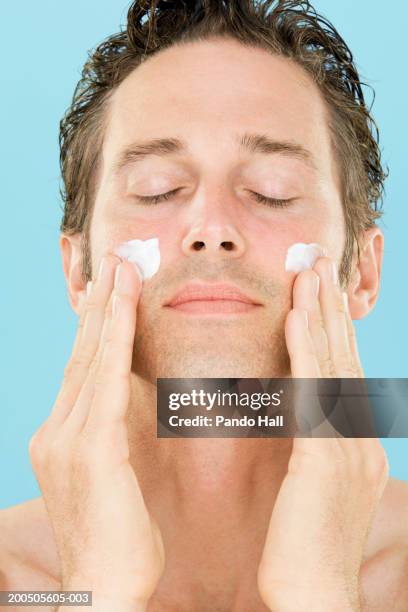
top-left (126, 374), bottom-right (293, 608)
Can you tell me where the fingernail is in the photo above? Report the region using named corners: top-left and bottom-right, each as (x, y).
top-left (86, 280), bottom-right (93, 296)
top-left (331, 262), bottom-right (338, 285)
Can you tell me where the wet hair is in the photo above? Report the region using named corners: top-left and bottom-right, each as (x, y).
top-left (59, 0), bottom-right (387, 285)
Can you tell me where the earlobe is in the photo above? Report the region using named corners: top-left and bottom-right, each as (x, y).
top-left (60, 233), bottom-right (87, 315)
top-left (347, 227), bottom-right (384, 320)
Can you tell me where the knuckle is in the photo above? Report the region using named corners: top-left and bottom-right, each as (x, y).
top-left (320, 355), bottom-right (335, 376)
top-left (93, 370), bottom-right (109, 391)
top-left (366, 446), bottom-right (389, 484)
top-left (316, 315), bottom-right (326, 334)
top-left (335, 304), bottom-right (346, 317)
top-left (63, 361), bottom-right (73, 380)
top-left (28, 429), bottom-right (45, 465)
top-left (63, 358), bottom-right (85, 380)
top-left (75, 318), bottom-right (85, 336)
top-left (333, 353), bottom-right (355, 375)
top-left (88, 354), bottom-right (100, 372)
top-left (29, 427), bottom-right (64, 473)
top-left (101, 335), bottom-right (115, 352)
top-left (74, 348), bottom-right (95, 370)
top-left (84, 299), bottom-right (99, 314)
top-left (65, 355), bottom-right (89, 374)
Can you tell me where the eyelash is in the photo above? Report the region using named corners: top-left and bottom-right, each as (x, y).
top-left (135, 189), bottom-right (293, 208)
top-left (250, 192), bottom-right (293, 208)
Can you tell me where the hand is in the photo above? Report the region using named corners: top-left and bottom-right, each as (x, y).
top-left (29, 254), bottom-right (165, 611)
top-left (285, 255), bottom-right (364, 379)
top-left (257, 257), bottom-right (389, 611)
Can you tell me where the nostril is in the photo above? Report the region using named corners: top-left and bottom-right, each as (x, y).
top-left (192, 241), bottom-right (205, 251)
top-left (221, 241), bottom-right (234, 251)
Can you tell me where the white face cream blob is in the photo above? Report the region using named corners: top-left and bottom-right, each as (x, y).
top-left (114, 237), bottom-right (160, 280)
top-left (285, 242), bottom-right (327, 273)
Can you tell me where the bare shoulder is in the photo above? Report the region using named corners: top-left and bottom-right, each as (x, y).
top-left (0, 497), bottom-right (60, 591)
top-left (361, 476), bottom-right (408, 611)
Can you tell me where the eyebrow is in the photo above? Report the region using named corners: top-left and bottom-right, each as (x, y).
top-left (112, 132), bottom-right (317, 175)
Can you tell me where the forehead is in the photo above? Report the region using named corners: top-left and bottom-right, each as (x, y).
top-left (102, 37), bottom-right (333, 170)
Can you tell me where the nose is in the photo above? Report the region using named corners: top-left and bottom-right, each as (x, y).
top-left (181, 195), bottom-right (246, 260)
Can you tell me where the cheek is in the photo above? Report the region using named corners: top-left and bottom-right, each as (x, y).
top-left (250, 223), bottom-right (289, 278)
top-left (277, 211), bottom-right (344, 257)
top-left (90, 200), bottom-right (171, 267)
top-left (249, 219), bottom-right (320, 278)
top-left (250, 211), bottom-right (345, 283)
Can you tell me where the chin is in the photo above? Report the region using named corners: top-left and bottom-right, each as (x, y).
top-left (132, 316), bottom-right (290, 380)
top-left (134, 347), bottom-right (291, 379)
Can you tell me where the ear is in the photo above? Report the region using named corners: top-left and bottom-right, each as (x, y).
top-left (60, 233), bottom-right (87, 316)
top-left (346, 226), bottom-right (384, 320)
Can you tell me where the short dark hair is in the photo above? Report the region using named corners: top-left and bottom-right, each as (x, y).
top-left (59, 0), bottom-right (387, 286)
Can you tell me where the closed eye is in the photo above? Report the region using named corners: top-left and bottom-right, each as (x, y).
top-left (135, 188), bottom-right (182, 204)
top-left (134, 188), bottom-right (294, 207)
top-left (248, 191), bottom-right (294, 208)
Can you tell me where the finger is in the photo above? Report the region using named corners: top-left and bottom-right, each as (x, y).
top-left (85, 261), bottom-right (142, 430)
top-left (62, 291), bottom-right (116, 435)
top-left (292, 269), bottom-right (334, 378)
top-left (342, 292), bottom-right (364, 377)
top-left (71, 284), bottom-right (89, 349)
top-left (313, 258), bottom-right (356, 378)
top-left (285, 308), bottom-right (321, 378)
top-left (46, 254), bottom-right (122, 431)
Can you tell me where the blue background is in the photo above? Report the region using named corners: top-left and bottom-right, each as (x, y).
top-left (1, 1), bottom-right (407, 508)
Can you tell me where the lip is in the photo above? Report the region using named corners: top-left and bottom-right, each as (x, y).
top-left (164, 281), bottom-right (263, 315)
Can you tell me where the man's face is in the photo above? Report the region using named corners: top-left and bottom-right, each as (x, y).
top-left (89, 38), bottom-right (345, 380)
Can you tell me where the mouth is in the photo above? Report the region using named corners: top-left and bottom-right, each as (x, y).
top-left (164, 281), bottom-right (263, 316)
